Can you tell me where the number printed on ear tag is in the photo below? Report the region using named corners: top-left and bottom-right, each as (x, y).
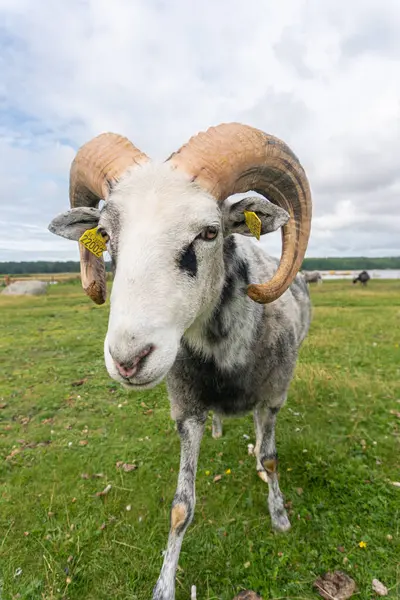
top-left (79, 227), bottom-right (107, 257)
top-left (244, 211), bottom-right (261, 240)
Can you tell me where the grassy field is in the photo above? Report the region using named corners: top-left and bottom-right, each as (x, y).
top-left (0, 280), bottom-right (399, 600)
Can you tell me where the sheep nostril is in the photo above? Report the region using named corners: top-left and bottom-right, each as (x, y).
top-left (115, 362), bottom-right (137, 379)
top-left (113, 345), bottom-right (154, 379)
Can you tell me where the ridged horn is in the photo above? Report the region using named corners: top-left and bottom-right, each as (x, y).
top-left (69, 133), bottom-right (149, 304)
top-left (167, 123), bottom-right (312, 304)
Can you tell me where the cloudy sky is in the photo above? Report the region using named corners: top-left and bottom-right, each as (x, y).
top-left (1, 0), bottom-right (400, 262)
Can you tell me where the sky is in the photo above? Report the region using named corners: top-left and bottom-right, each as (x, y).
top-left (1, 0), bottom-right (400, 262)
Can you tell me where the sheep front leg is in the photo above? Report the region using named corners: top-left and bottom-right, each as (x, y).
top-left (254, 403), bottom-right (291, 532)
top-left (212, 412), bottom-right (223, 438)
top-left (153, 414), bottom-right (206, 600)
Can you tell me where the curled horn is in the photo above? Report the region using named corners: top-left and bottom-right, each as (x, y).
top-left (167, 123), bottom-right (312, 304)
top-left (69, 133), bottom-right (149, 304)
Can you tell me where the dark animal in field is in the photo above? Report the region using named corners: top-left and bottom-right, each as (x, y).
top-left (48, 123), bottom-right (312, 600)
top-left (353, 270), bottom-right (370, 286)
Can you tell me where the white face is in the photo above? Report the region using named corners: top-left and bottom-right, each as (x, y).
top-left (100, 163), bottom-right (225, 390)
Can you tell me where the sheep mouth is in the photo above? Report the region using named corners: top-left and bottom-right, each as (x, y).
top-left (121, 374), bottom-right (164, 390)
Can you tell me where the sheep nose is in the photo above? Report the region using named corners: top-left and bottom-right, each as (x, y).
top-left (113, 344), bottom-right (154, 379)
top-left (115, 362), bottom-right (137, 379)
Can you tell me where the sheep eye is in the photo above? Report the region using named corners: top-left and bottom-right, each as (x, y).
top-left (200, 226), bottom-right (219, 241)
top-left (97, 228), bottom-right (109, 243)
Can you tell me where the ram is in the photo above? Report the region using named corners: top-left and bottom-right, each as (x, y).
top-left (49, 123), bottom-right (312, 600)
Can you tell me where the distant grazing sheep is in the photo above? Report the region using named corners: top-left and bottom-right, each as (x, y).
top-left (1, 280), bottom-right (48, 296)
top-left (353, 270), bottom-right (370, 286)
top-left (302, 270), bottom-right (322, 284)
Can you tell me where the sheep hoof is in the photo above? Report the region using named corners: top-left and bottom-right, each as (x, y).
top-left (272, 513), bottom-right (291, 532)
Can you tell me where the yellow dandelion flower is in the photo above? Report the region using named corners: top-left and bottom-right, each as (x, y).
top-left (225, 469), bottom-right (231, 475)
top-left (205, 470), bottom-right (210, 476)
top-left (358, 541), bottom-right (367, 548)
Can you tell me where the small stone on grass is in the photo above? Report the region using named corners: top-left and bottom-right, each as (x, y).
top-left (372, 579), bottom-right (388, 596)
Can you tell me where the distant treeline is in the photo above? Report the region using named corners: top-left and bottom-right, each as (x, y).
top-left (0, 261), bottom-right (112, 274)
top-left (1, 257), bottom-right (400, 275)
top-left (301, 257), bottom-right (400, 270)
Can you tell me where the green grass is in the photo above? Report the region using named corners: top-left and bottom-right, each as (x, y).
top-left (1, 280), bottom-right (399, 600)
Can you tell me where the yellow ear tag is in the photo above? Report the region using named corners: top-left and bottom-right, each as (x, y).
top-left (244, 211), bottom-right (261, 241)
top-left (79, 227), bottom-right (107, 257)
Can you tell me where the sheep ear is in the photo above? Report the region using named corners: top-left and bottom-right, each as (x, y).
top-left (48, 207), bottom-right (101, 241)
top-left (223, 196), bottom-right (289, 237)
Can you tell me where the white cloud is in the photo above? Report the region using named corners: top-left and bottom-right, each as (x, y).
top-left (0, 0), bottom-right (400, 261)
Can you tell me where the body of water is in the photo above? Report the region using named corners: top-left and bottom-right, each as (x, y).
top-left (319, 269), bottom-right (400, 280)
